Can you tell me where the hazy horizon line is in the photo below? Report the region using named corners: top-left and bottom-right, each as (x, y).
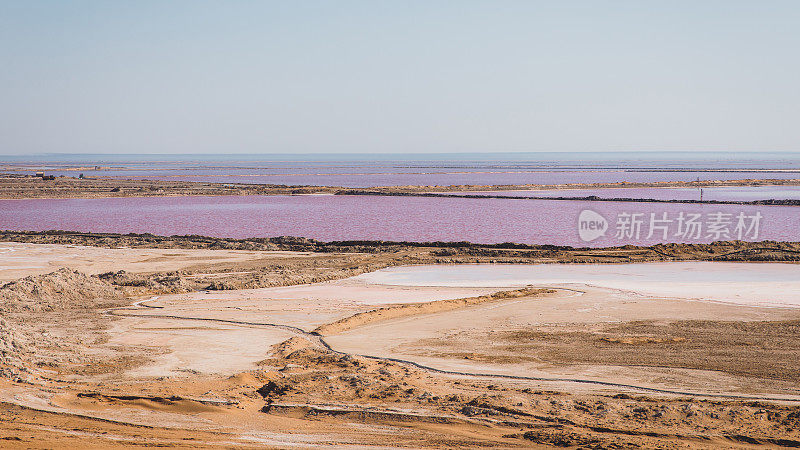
top-left (4, 150), bottom-right (800, 157)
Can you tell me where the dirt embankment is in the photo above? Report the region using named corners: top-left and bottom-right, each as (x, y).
top-left (0, 319), bottom-right (29, 379)
top-left (0, 269), bottom-right (130, 379)
top-left (0, 176), bottom-right (337, 199)
top-left (3, 230), bottom-right (800, 264)
top-left (4, 338), bottom-right (800, 448)
top-left (2, 174), bottom-right (800, 199)
top-left (251, 342), bottom-right (800, 448)
top-left (377, 177), bottom-right (800, 194)
top-left (0, 268), bottom-right (125, 313)
top-left (315, 287), bottom-right (554, 335)
top-left (341, 188), bottom-right (800, 206)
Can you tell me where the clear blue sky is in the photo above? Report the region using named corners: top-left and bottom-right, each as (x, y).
top-left (1, 1), bottom-right (799, 155)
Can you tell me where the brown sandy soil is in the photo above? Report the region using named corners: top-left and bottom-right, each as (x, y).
top-left (2, 173), bottom-right (800, 199)
top-left (4, 338), bottom-right (800, 448)
top-left (99, 283), bottom-right (503, 378)
top-left (314, 287), bottom-right (554, 335)
top-left (324, 285), bottom-right (800, 398)
top-left (502, 319), bottom-right (800, 383)
top-left (123, 279), bottom-right (502, 333)
top-left (3, 230), bottom-right (800, 264)
top-left (3, 236), bottom-right (800, 447)
top-left (0, 176), bottom-right (337, 199)
top-left (0, 241), bottom-right (323, 282)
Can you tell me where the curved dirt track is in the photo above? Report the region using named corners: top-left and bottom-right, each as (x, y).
top-left (106, 291), bottom-right (800, 403)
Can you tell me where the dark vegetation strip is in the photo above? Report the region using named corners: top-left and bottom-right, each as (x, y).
top-left (335, 189), bottom-right (800, 206)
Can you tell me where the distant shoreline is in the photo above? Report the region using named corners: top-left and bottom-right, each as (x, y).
top-left (2, 175), bottom-right (800, 203)
top-left (2, 229), bottom-right (800, 261)
top-left (341, 189), bottom-right (800, 207)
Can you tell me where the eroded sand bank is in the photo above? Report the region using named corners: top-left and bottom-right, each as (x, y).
top-left (0, 242), bottom-right (317, 282)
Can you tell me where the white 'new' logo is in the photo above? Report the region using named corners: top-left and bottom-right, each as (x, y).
top-left (578, 210), bottom-right (608, 242)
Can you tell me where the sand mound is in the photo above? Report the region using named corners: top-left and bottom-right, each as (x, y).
top-left (98, 270), bottom-right (192, 294)
top-left (0, 319), bottom-right (29, 379)
top-left (0, 268), bottom-right (124, 312)
top-left (315, 287), bottom-right (554, 335)
top-left (271, 337), bottom-right (314, 358)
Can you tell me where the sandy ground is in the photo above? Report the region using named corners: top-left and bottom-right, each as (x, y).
top-left (4, 242), bottom-right (800, 447)
top-left (326, 263), bottom-right (800, 397)
top-left (134, 279), bottom-right (499, 330)
top-left (326, 285), bottom-right (800, 398)
top-left (105, 281), bottom-right (498, 378)
top-left (0, 242), bottom-right (316, 282)
top-left (106, 318), bottom-right (298, 378)
top-left (24, 260), bottom-right (800, 397)
top-left (352, 262), bottom-right (800, 306)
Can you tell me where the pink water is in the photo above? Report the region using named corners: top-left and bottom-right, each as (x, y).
top-left (0, 195), bottom-right (797, 247)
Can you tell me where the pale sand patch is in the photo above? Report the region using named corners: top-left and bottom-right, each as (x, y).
top-left (138, 279), bottom-right (500, 331)
top-left (105, 279), bottom-right (499, 378)
top-left (106, 317), bottom-right (296, 378)
top-left (0, 242), bottom-right (317, 282)
top-left (325, 284), bottom-right (800, 397)
top-left (106, 262), bottom-right (800, 389)
top-left (352, 262), bottom-right (800, 307)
